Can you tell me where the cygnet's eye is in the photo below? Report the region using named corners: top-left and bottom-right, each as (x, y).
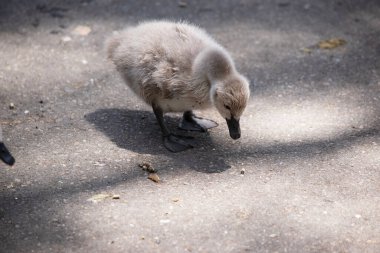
top-left (224, 105), bottom-right (231, 110)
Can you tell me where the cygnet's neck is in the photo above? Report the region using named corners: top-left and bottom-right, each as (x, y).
top-left (192, 47), bottom-right (236, 85)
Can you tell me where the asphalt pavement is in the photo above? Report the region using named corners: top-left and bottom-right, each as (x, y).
top-left (0, 0), bottom-right (379, 252)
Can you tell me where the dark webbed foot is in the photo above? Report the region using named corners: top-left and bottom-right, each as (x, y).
top-left (152, 103), bottom-right (194, 153)
top-left (179, 111), bottom-right (218, 132)
top-left (163, 134), bottom-right (193, 153)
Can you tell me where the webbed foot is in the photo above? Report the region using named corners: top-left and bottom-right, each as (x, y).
top-left (152, 104), bottom-right (195, 152)
top-left (163, 134), bottom-right (193, 153)
top-left (179, 111), bottom-right (218, 132)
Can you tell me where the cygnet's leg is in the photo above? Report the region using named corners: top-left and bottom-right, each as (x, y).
top-left (179, 111), bottom-right (218, 132)
top-left (0, 142), bottom-right (15, 166)
top-left (152, 104), bottom-right (193, 153)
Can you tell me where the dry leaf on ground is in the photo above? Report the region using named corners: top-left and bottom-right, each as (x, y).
top-left (87, 193), bottom-right (111, 203)
top-left (318, 38), bottom-right (346, 49)
top-left (301, 38), bottom-right (346, 54)
top-left (87, 193), bottom-right (120, 203)
top-left (300, 47), bottom-right (312, 54)
top-left (148, 173), bottom-right (160, 183)
top-left (72, 25), bottom-right (91, 36)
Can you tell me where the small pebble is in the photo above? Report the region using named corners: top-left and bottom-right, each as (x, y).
top-left (9, 103), bottom-right (15, 109)
top-left (154, 236), bottom-right (160, 244)
top-left (178, 1), bottom-right (187, 7)
top-left (159, 219), bottom-right (171, 225)
top-left (61, 36), bottom-right (72, 42)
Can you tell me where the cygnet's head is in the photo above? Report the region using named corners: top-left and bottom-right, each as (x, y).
top-left (211, 74), bottom-right (250, 139)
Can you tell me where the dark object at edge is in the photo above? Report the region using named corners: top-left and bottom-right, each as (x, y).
top-left (0, 142), bottom-right (15, 166)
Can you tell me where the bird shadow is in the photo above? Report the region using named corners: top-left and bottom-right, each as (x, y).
top-left (85, 108), bottom-right (231, 173)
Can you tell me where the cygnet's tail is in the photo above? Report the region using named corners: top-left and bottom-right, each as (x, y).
top-left (106, 34), bottom-right (121, 61)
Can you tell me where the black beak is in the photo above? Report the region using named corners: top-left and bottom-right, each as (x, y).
top-left (226, 117), bottom-right (241, 140)
top-left (0, 142), bottom-right (15, 166)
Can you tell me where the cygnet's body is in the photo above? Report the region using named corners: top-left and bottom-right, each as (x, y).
top-left (0, 127), bottom-right (15, 166)
top-left (107, 21), bottom-right (250, 152)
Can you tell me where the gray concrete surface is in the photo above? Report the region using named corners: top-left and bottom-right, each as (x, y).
top-left (1, 0), bottom-right (380, 252)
